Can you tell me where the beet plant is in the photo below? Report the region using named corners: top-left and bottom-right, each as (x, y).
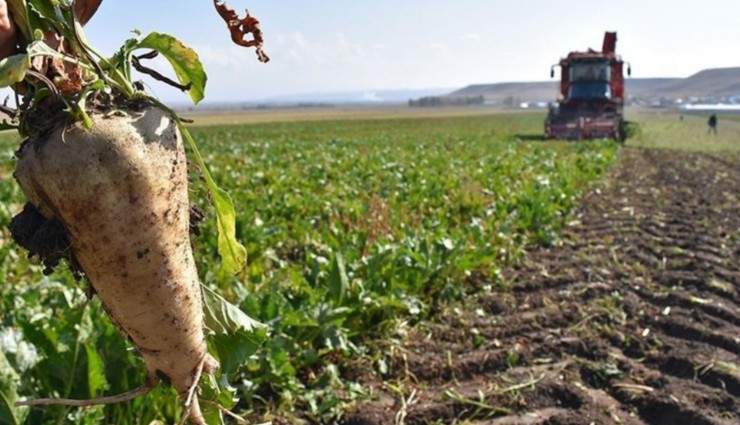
top-left (0, 1), bottom-right (269, 423)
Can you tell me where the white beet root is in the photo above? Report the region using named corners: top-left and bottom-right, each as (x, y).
top-left (14, 105), bottom-right (216, 423)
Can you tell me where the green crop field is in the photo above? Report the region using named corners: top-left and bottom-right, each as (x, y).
top-left (627, 109), bottom-right (740, 153)
top-left (2, 106), bottom-right (730, 424)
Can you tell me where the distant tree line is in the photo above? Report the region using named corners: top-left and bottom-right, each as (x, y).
top-left (409, 95), bottom-right (485, 107)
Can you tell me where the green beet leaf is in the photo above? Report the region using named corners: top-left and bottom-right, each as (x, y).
top-left (6, 0), bottom-right (32, 42)
top-left (136, 32), bottom-right (207, 105)
top-left (0, 53), bottom-right (31, 88)
top-left (202, 285), bottom-right (266, 336)
top-left (175, 119), bottom-right (247, 273)
top-left (0, 351), bottom-right (27, 425)
top-left (202, 285), bottom-right (268, 375)
top-left (328, 252), bottom-right (349, 303)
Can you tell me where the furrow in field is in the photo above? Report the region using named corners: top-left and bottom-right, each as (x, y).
top-left (634, 287), bottom-right (740, 327)
top-left (343, 147), bottom-right (740, 425)
top-left (658, 320), bottom-right (740, 354)
top-left (650, 353), bottom-right (740, 398)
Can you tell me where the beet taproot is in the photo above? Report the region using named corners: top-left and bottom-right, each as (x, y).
top-left (13, 104), bottom-right (217, 423)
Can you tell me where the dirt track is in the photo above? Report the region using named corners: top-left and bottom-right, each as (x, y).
top-left (344, 147), bottom-right (740, 425)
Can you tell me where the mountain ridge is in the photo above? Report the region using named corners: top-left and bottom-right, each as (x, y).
top-left (447, 67), bottom-right (740, 103)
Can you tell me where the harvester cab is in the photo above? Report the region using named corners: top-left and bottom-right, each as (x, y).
top-left (545, 32), bottom-right (629, 142)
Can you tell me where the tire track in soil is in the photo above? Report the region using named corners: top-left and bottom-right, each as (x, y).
top-left (342, 147), bottom-right (740, 425)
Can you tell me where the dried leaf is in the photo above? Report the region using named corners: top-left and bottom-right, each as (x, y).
top-left (213, 0), bottom-right (269, 62)
top-left (34, 33), bottom-right (82, 94)
top-left (26, 1), bottom-right (101, 94)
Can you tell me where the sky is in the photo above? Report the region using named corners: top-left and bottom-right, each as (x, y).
top-left (51, 0), bottom-right (740, 104)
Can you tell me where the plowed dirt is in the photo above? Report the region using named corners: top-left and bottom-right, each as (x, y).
top-left (343, 147), bottom-right (740, 425)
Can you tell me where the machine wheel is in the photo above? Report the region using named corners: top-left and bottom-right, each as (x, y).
top-left (616, 120), bottom-right (627, 144)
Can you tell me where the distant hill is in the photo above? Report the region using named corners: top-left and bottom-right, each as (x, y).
top-left (262, 88), bottom-right (456, 105)
top-left (447, 67), bottom-right (740, 104)
top-left (638, 68), bottom-right (740, 98)
top-left (450, 82), bottom-right (557, 104)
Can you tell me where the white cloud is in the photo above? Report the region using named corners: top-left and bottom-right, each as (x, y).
top-left (192, 44), bottom-right (251, 70)
top-left (424, 43), bottom-right (449, 53)
top-left (460, 33), bottom-right (482, 41)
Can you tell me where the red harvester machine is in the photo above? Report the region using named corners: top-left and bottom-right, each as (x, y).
top-left (544, 32), bottom-right (630, 142)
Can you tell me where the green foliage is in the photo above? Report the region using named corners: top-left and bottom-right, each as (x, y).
top-left (177, 122), bottom-right (248, 275)
top-left (202, 285), bottom-right (268, 376)
top-left (136, 32), bottom-right (207, 104)
top-left (623, 120), bottom-right (641, 139)
top-left (626, 110), bottom-right (740, 153)
top-left (0, 111), bottom-right (618, 423)
top-left (110, 31), bottom-right (207, 105)
top-left (6, 1), bottom-right (32, 42)
top-left (0, 53), bottom-right (31, 87)
top-left (0, 350), bottom-right (27, 425)
top-left (183, 112), bottom-right (617, 420)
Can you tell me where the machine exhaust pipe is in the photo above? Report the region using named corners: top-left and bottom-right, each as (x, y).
top-left (602, 32), bottom-right (617, 54)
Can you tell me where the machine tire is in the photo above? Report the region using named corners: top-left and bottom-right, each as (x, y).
top-left (616, 120), bottom-right (626, 144)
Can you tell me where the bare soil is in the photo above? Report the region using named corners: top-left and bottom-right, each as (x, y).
top-left (343, 147), bottom-right (740, 425)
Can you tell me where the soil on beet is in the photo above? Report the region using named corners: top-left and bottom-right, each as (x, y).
top-left (342, 147), bottom-right (740, 425)
top-left (9, 202), bottom-right (78, 276)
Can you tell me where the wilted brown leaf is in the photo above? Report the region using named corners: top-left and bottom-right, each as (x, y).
top-left (26, 1), bottom-right (102, 93)
top-left (30, 33), bottom-right (82, 94)
top-left (213, 0), bottom-right (269, 62)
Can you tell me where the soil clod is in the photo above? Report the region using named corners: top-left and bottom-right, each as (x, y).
top-left (9, 202), bottom-right (74, 275)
